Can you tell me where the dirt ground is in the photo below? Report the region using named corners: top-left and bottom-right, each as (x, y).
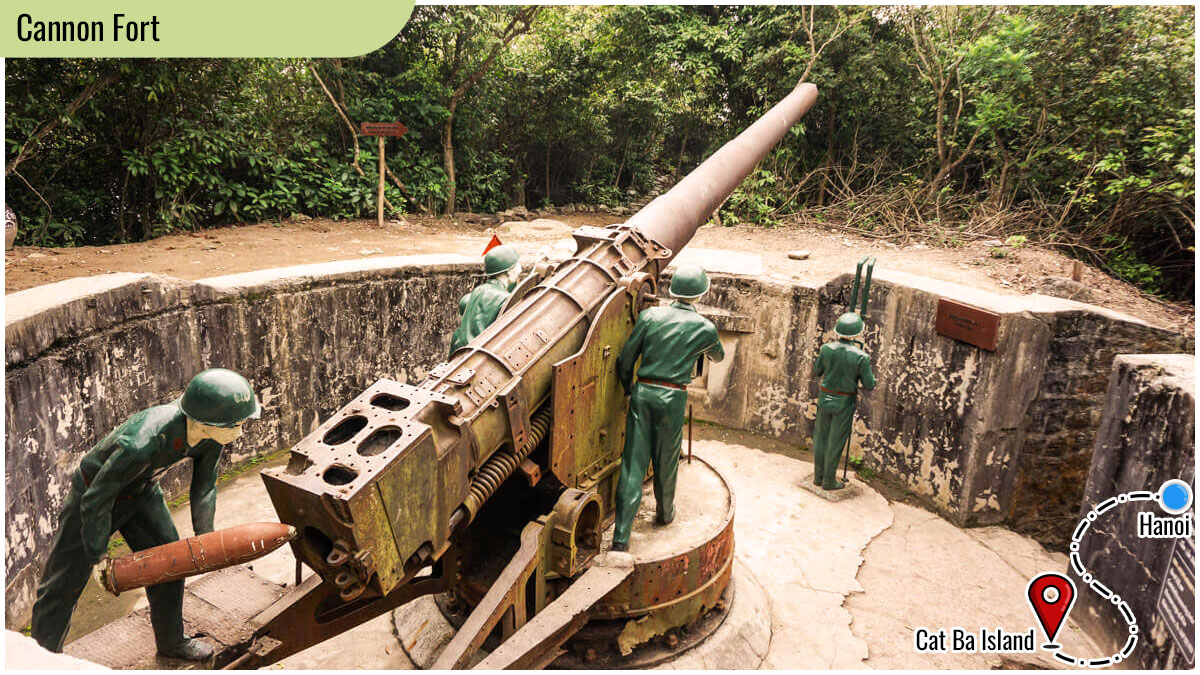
top-left (4, 213), bottom-right (1192, 337)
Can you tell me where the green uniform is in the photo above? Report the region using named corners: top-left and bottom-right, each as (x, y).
top-left (31, 402), bottom-right (222, 653)
top-left (449, 278), bottom-right (512, 355)
top-left (811, 339), bottom-right (876, 489)
top-left (613, 302), bottom-right (724, 547)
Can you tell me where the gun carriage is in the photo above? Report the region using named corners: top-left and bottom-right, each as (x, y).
top-left (124, 81), bottom-right (820, 670)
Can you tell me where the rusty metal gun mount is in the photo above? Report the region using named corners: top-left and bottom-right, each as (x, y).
top-left (230, 81), bottom-right (819, 669)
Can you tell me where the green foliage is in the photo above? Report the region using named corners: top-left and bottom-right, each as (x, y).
top-left (849, 456), bottom-right (877, 480)
top-left (723, 168), bottom-right (781, 225)
top-left (1103, 235), bottom-right (1166, 295)
top-left (4, 6), bottom-right (1194, 299)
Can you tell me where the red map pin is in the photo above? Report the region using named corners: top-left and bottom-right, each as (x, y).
top-left (1026, 572), bottom-right (1077, 649)
top-left (482, 234), bottom-right (503, 255)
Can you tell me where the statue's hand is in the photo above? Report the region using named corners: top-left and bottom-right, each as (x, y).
top-left (93, 556), bottom-right (119, 596)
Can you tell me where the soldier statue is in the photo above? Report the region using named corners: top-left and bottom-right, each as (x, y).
top-left (449, 244), bottom-right (522, 355)
top-left (30, 369), bottom-right (260, 660)
top-left (611, 264), bottom-right (725, 552)
top-left (811, 313), bottom-right (876, 490)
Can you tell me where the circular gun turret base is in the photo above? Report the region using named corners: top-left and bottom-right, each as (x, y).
top-left (401, 457), bottom-right (753, 668)
top-left (547, 584), bottom-right (734, 669)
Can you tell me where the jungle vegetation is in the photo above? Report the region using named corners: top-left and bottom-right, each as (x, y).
top-left (5, 6), bottom-right (1195, 299)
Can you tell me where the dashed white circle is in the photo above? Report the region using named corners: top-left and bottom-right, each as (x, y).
top-left (1083, 573), bottom-right (1094, 583)
top-left (1117, 494), bottom-right (1129, 503)
top-left (1070, 542), bottom-right (1080, 551)
top-left (1130, 625), bottom-right (1138, 634)
top-left (1043, 586), bottom-right (1061, 603)
top-left (1110, 595), bottom-right (1122, 605)
top-left (1113, 655), bottom-right (1122, 664)
top-left (1087, 512), bottom-right (1097, 521)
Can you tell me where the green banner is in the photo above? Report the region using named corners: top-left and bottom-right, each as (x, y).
top-left (2, 0), bottom-right (414, 56)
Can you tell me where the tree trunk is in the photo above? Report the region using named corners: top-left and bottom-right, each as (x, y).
top-left (674, 130), bottom-right (689, 179)
top-left (545, 140), bottom-right (552, 207)
top-left (141, 178), bottom-right (155, 240)
top-left (436, 8), bottom-right (539, 216)
top-left (990, 132), bottom-right (1013, 209)
top-left (817, 104), bottom-right (836, 207)
top-left (117, 169), bottom-right (130, 242)
top-left (614, 139), bottom-right (629, 190)
top-left (442, 101), bottom-right (458, 215)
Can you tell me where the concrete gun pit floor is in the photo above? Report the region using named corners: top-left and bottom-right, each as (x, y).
top-left (47, 433), bottom-right (1106, 670)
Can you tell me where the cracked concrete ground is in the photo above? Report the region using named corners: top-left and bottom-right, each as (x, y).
top-left (848, 502), bottom-right (1106, 669)
top-left (691, 439), bottom-right (894, 669)
top-left (43, 435), bottom-right (1108, 669)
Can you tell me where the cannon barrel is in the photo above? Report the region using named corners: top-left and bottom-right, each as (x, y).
top-left (629, 82), bottom-right (818, 263)
top-left (261, 81), bottom-right (819, 603)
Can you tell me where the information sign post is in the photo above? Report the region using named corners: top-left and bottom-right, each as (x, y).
top-left (360, 122), bottom-right (409, 226)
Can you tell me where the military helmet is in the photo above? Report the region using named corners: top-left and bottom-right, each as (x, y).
top-left (179, 369), bottom-right (261, 427)
top-left (669, 264), bottom-right (710, 299)
top-left (835, 312), bottom-right (865, 338)
top-left (484, 244), bottom-right (520, 276)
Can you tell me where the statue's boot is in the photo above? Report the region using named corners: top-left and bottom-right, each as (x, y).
top-left (148, 576), bottom-right (211, 661)
top-left (159, 637), bottom-right (214, 661)
top-left (657, 508), bottom-right (675, 525)
top-left (130, 503), bottom-right (209, 662)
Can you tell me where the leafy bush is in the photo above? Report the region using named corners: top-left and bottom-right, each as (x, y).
top-left (1104, 236), bottom-right (1165, 295)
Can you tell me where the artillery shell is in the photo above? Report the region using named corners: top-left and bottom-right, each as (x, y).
top-left (100, 521), bottom-right (297, 595)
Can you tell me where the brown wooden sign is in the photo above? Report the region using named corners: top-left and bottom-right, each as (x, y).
top-left (935, 298), bottom-right (1000, 351)
top-left (360, 121), bottom-right (408, 137)
top-left (358, 121), bottom-right (408, 226)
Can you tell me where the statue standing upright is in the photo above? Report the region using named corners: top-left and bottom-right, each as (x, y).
top-left (611, 264), bottom-right (725, 552)
top-left (811, 257), bottom-right (878, 491)
top-left (811, 313), bottom-right (876, 490)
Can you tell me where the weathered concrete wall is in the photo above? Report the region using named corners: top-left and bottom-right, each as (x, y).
top-left (688, 269), bottom-right (1183, 531)
top-left (1077, 354), bottom-right (1194, 669)
top-left (1010, 314), bottom-right (1184, 548)
top-left (4, 256), bottom-right (478, 628)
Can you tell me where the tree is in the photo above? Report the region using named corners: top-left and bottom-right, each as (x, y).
top-left (901, 6), bottom-right (1000, 202)
top-left (408, 6), bottom-right (539, 214)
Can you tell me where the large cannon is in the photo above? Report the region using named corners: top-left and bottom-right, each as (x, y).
top-left (236, 81), bottom-right (819, 668)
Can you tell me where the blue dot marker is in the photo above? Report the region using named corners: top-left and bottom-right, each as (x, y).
top-left (1158, 480), bottom-right (1192, 515)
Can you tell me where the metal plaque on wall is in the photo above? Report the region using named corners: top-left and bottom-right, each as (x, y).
top-left (935, 298), bottom-right (1001, 351)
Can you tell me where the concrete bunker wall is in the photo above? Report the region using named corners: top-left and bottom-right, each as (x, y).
top-left (1077, 354), bottom-right (1194, 669)
top-left (688, 269), bottom-right (1182, 536)
top-left (4, 256), bottom-right (477, 627)
top-left (4, 255), bottom-right (1184, 629)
